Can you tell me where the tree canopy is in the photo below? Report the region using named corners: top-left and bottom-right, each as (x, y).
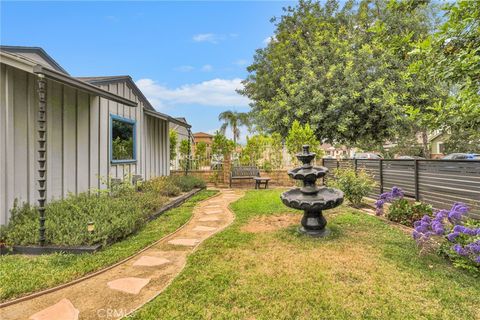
top-left (218, 110), bottom-right (250, 146)
top-left (240, 0), bottom-right (444, 148)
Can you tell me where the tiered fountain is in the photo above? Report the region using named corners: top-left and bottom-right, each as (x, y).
top-left (281, 145), bottom-right (344, 237)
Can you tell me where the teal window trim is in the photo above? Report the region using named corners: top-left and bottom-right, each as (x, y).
top-left (110, 114), bottom-right (137, 164)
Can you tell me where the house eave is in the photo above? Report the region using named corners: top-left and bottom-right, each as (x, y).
top-left (144, 109), bottom-right (191, 128)
top-left (33, 65), bottom-right (138, 107)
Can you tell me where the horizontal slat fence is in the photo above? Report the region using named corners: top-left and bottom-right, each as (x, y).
top-left (322, 159), bottom-right (480, 219)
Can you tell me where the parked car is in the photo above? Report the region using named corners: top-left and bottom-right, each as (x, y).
top-left (442, 153), bottom-right (480, 160)
top-left (353, 152), bottom-right (382, 159)
top-left (396, 155), bottom-right (426, 160)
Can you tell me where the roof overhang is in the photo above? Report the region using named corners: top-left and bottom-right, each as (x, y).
top-left (33, 65), bottom-right (137, 107)
top-left (144, 109), bottom-right (191, 128)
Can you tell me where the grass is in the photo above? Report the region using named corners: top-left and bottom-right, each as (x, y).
top-left (0, 189), bottom-right (217, 302)
top-left (131, 189), bottom-right (480, 320)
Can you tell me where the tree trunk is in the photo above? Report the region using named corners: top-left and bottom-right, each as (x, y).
top-left (421, 130), bottom-right (430, 159)
top-left (233, 125), bottom-right (237, 146)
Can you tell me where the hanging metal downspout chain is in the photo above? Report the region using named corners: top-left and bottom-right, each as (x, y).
top-left (37, 75), bottom-right (47, 246)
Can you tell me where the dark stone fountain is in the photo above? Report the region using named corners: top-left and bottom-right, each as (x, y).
top-left (281, 145), bottom-right (344, 237)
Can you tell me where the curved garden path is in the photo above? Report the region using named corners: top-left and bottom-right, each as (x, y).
top-left (0, 189), bottom-right (244, 320)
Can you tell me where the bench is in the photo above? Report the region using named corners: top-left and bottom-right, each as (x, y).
top-left (230, 166), bottom-right (260, 187)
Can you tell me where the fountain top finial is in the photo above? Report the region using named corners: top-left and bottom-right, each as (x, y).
top-left (296, 144), bottom-right (315, 167)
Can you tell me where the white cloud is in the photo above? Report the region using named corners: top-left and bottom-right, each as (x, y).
top-left (201, 64), bottom-right (213, 72)
top-left (192, 33), bottom-right (238, 44)
top-left (193, 33), bottom-right (220, 44)
top-left (263, 36), bottom-right (274, 45)
top-left (234, 59), bottom-right (248, 66)
top-left (175, 65), bottom-right (195, 72)
top-left (135, 78), bottom-right (250, 109)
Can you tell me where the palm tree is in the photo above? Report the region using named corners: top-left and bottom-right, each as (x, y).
top-left (218, 110), bottom-right (250, 146)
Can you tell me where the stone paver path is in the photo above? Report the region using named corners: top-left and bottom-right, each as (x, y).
top-left (1, 189), bottom-right (243, 320)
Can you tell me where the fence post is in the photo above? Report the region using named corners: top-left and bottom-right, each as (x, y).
top-left (223, 153), bottom-right (231, 187)
top-left (379, 159), bottom-right (384, 194)
top-left (414, 159), bottom-right (419, 201)
top-left (336, 159), bottom-right (339, 170)
top-left (354, 159), bottom-right (358, 176)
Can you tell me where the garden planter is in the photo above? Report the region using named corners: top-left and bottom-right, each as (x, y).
top-left (1, 187), bottom-right (204, 256)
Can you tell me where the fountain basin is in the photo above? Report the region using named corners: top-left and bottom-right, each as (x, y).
top-left (281, 187), bottom-right (344, 211)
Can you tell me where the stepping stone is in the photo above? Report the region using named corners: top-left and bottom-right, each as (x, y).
top-left (193, 226), bottom-right (217, 232)
top-left (29, 298), bottom-right (79, 320)
top-left (199, 217), bottom-right (220, 222)
top-left (107, 277), bottom-right (150, 295)
top-left (168, 238), bottom-right (200, 246)
top-left (205, 209), bottom-right (223, 215)
top-left (133, 256), bottom-right (171, 267)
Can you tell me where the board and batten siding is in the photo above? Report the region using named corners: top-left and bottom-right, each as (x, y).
top-left (0, 66), bottom-right (170, 225)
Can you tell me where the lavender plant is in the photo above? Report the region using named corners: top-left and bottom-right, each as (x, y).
top-left (412, 202), bottom-right (480, 273)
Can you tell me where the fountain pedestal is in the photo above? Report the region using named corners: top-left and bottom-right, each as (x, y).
top-left (280, 145), bottom-right (344, 237)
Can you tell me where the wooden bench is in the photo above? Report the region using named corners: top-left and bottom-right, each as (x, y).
top-left (230, 166), bottom-right (260, 187)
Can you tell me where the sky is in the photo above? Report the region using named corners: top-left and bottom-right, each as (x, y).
top-left (1, 0), bottom-right (295, 142)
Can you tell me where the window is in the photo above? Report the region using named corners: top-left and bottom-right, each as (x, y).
top-left (438, 142), bottom-right (445, 154)
top-left (110, 115), bottom-right (136, 163)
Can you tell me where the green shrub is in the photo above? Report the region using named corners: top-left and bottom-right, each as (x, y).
top-left (139, 177), bottom-right (181, 197)
top-left (386, 199), bottom-right (433, 226)
top-left (4, 201), bottom-right (38, 245)
top-left (326, 168), bottom-right (376, 207)
top-left (171, 175), bottom-right (206, 192)
top-left (4, 190), bottom-right (148, 246)
top-left (3, 174), bottom-right (207, 247)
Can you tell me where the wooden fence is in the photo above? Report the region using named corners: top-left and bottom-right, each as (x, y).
top-left (323, 159), bottom-right (480, 219)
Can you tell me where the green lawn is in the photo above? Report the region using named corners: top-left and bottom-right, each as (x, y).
top-left (131, 189), bottom-right (480, 320)
top-left (0, 190), bottom-right (217, 302)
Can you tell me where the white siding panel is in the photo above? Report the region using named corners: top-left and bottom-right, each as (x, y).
top-left (13, 69), bottom-right (29, 205)
top-left (27, 73), bottom-right (38, 205)
top-left (89, 96), bottom-right (100, 190)
top-left (98, 96), bottom-right (109, 189)
top-left (5, 66), bottom-right (15, 222)
top-left (77, 91), bottom-right (90, 193)
top-left (0, 65), bottom-right (8, 224)
top-left (47, 81), bottom-right (64, 200)
top-left (63, 86), bottom-right (77, 196)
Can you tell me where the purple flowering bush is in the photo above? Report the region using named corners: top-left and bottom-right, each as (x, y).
top-left (375, 186), bottom-right (432, 227)
top-left (412, 202), bottom-right (480, 273)
top-left (374, 186), bottom-right (404, 215)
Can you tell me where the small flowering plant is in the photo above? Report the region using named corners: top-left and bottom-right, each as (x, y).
top-left (374, 186), bottom-right (404, 215)
top-left (412, 202), bottom-right (480, 273)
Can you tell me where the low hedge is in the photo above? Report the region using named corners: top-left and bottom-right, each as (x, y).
top-left (2, 175), bottom-right (205, 247)
top-left (170, 175), bottom-right (206, 192)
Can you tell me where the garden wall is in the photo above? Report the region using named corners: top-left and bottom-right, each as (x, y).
top-left (171, 169), bottom-right (295, 188)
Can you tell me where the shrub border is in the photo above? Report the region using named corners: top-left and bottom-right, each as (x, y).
top-left (0, 187), bottom-right (217, 308)
top-left (2, 187), bottom-right (205, 256)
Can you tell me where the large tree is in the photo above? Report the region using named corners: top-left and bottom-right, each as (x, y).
top-left (241, 0), bottom-right (439, 148)
top-left (408, 0), bottom-right (480, 153)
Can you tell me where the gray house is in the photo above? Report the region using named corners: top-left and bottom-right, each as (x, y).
top-left (0, 46), bottom-right (190, 225)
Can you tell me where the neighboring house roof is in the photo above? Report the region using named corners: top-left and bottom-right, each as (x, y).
top-left (0, 45), bottom-right (70, 75)
top-left (193, 132), bottom-right (213, 137)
